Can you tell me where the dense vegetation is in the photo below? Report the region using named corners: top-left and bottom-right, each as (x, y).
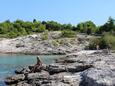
top-left (0, 17), bottom-right (115, 38)
top-left (88, 32), bottom-right (115, 50)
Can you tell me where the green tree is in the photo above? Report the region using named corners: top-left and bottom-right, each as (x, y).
top-left (46, 21), bottom-right (61, 31)
top-left (17, 28), bottom-right (27, 36)
top-left (37, 24), bottom-right (46, 32)
top-left (62, 24), bottom-right (73, 30)
top-left (99, 17), bottom-right (115, 34)
top-left (77, 21), bottom-right (96, 34)
top-left (7, 31), bottom-right (17, 38)
top-left (77, 23), bottom-right (84, 32)
top-left (84, 21), bottom-right (96, 34)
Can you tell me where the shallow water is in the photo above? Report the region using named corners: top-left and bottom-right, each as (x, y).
top-left (0, 54), bottom-right (63, 86)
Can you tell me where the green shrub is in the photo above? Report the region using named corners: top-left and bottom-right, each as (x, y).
top-left (41, 32), bottom-right (48, 40)
top-left (56, 39), bottom-right (64, 45)
top-left (7, 32), bottom-right (17, 38)
top-left (36, 24), bottom-right (46, 32)
top-left (88, 38), bottom-right (107, 50)
top-left (52, 40), bottom-right (59, 47)
top-left (103, 33), bottom-right (115, 49)
top-left (0, 34), bottom-right (9, 38)
top-left (88, 33), bottom-right (115, 50)
top-left (61, 30), bottom-right (76, 38)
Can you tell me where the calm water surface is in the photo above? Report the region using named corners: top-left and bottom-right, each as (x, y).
top-left (0, 54), bottom-right (63, 86)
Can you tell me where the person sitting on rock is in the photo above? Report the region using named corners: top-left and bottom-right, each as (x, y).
top-left (31, 56), bottom-right (42, 73)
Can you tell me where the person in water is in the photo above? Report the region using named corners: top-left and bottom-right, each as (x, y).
top-left (31, 56), bottom-right (42, 72)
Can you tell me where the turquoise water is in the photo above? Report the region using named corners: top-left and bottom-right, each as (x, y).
top-left (0, 54), bottom-right (62, 86)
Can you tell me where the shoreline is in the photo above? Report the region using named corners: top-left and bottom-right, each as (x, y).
top-left (0, 51), bottom-right (66, 55)
top-left (4, 51), bottom-right (115, 86)
top-left (0, 54), bottom-right (64, 86)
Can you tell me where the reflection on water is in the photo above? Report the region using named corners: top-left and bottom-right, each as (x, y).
top-left (0, 54), bottom-right (63, 86)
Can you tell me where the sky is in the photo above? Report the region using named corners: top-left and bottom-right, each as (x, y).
top-left (0, 0), bottom-right (115, 25)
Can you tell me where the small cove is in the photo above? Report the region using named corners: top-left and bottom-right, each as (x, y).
top-left (0, 54), bottom-right (63, 86)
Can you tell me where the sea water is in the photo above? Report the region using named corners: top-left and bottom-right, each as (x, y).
top-left (0, 54), bottom-right (62, 86)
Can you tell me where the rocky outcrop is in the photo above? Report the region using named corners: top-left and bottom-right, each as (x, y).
top-left (5, 51), bottom-right (115, 86)
top-left (0, 32), bottom-right (89, 55)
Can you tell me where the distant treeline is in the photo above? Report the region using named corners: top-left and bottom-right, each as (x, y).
top-left (0, 17), bottom-right (115, 38)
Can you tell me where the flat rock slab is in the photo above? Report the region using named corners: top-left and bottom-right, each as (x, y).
top-left (47, 63), bottom-right (93, 74)
top-left (27, 71), bottom-right (49, 80)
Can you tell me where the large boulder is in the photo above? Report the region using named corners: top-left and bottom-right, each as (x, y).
top-left (81, 68), bottom-right (115, 86)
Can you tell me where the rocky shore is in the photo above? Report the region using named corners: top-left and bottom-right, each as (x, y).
top-left (5, 50), bottom-right (115, 86)
top-left (0, 32), bottom-right (89, 55)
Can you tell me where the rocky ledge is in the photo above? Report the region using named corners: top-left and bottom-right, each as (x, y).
top-left (5, 51), bottom-right (115, 86)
